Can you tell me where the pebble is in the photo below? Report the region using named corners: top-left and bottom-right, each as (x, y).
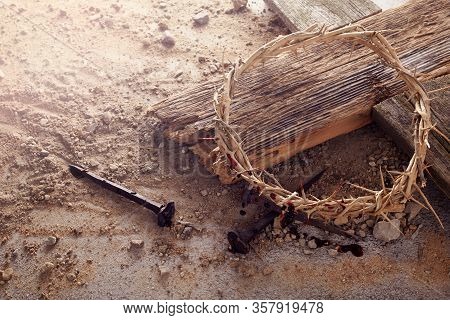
top-left (39, 149), bottom-right (50, 157)
top-left (373, 219), bottom-right (401, 242)
top-left (369, 161), bottom-right (376, 167)
top-left (192, 10), bottom-right (209, 26)
top-left (66, 273), bottom-right (76, 282)
top-left (0, 69), bottom-right (4, 80)
top-left (161, 31), bottom-right (175, 48)
top-left (334, 215), bottom-right (348, 226)
top-left (42, 262), bottom-right (55, 273)
top-left (328, 249), bottom-right (338, 257)
top-left (101, 112), bottom-right (113, 125)
top-left (200, 189), bottom-right (208, 197)
top-left (366, 219), bottom-right (375, 228)
top-left (405, 202), bottom-right (422, 222)
top-left (181, 226), bottom-right (193, 240)
top-left (232, 0), bottom-right (248, 11)
top-left (357, 230), bottom-right (366, 238)
top-left (46, 236), bottom-right (58, 247)
top-left (298, 238), bottom-right (306, 247)
top-left (158, 21), bottom-right (168, 31)
top-left (109, 163), bottom-right (118, 171)
top-left (303, 249), bottom-right (313, 255)
top-left (0, 268), bottom-right (13, 281)
top-left (39, 118), bottom-right (49, 126)
top-left (130, 239), bottom-right (144, 248)
top-left (158, 265), bottom-right (170, 278)
top-left (262, 266), bottom-right (274, 276)
top-left (307, 239), bottom-right (317, 249)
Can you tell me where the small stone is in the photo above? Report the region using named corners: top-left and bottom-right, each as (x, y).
top-left (181, 226), bottom-right (193, 240)
top-left (142, 39), bottom-right (151, 48)
top-left (158, 265), bottom-right (170, 278)
top-left (66, 273), bottom-right (76, 282)
top-left (192, 10), bottom-right (209, 26)
top-left (44, 194), bottom-right (50, 201)
top-left (39, 118), bottom-right (49, 126)
top-left (42, 262), bottom-right (55, 273)
top-left (307, 239), bottom-right (317, 249)
top-left (101, 112), bottom-right (113, 125)
top-left (1, 268), bottom-right (13, 281)
top-left (143, 161), bottom-right (159, 173)
top-left (369, 161), bottom-right (376, 167)
top-left (232, 0), bottom-right (248, 11)
top-left (161, 31), bottom-right (175, 48)
top-left (130, 239), bottom-right (144, 248)
top-left (328, 249), bottom-right (338, 257)
top-left (200, 189), bottom-right (208, 197)
top-left (157, 244), bottom-right (168, 254)
top-left (357, 230), bottom-right (366, 238)
top-left (405, 202), bottom-right (423, 222)
top-left (39, 149), bottom-right (50, 157)
top-left (373, 219), bottom-right (401, 242)
top-left (109, 163), bottom-right (118, 171)
top-left (0, 69), bottom-right (5, 80)
top-left (46, 236), bottom-right (58, 247)
top-left (158, 21), bottom-right (168, 31)
top-left (303, 249), bottom-right (313, 255)
top-left (298, 238), bottom-right (306, 247)
top-left (334, 215), bottom-right (348, 226)
top-left (262, 266), bottom-right (273, 276)
top-left (366, 219), bottom-right (375, 228)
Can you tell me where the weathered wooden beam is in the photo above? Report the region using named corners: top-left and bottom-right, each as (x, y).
top-left (373, 75), bottom-right (449, 197)
top-left (266, 0), bottom-right (381, 32)
top-left (150, 0), bottom-right (450, 183)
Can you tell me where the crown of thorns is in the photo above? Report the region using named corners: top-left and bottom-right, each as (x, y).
top-left (211, 25), bottom-right (443, 228)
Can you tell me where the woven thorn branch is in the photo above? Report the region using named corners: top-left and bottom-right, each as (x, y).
top-left (211, 24), bottom-right (444, 228)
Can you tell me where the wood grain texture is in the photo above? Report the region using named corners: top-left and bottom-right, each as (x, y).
top-left (151, 0), bottom-right (450, 183)
top-left (373, 76), bottom-right (449, 197)
top-left (266, 0), bottom-right (381, 32)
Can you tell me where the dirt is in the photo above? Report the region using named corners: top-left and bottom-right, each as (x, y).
top-left (0, 0), bottom-right (449, 299)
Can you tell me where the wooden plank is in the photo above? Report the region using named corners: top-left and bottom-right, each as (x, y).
top-left (150, 0), bottom-right (450, 183)
top-left (266, 0), bottom-right (381, 32)
top-left (373, 76), bottom-right (450, 197)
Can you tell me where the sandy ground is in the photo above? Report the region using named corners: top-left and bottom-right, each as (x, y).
top-left (0, 0), bottom-right (448, 299)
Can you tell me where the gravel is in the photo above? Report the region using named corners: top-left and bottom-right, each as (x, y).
top-left (161, 31), bottom-right (175, 48)
top-left (45, 236), bottom-right (58, 247)
top-left (307, 239), bottom-right (318, 249)
top-left (130, 239), bottom-right (144, 248)
top-left (373, 219), bottom-right (401, 242)
top-left (192, 10), bottom-right (209, 26)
